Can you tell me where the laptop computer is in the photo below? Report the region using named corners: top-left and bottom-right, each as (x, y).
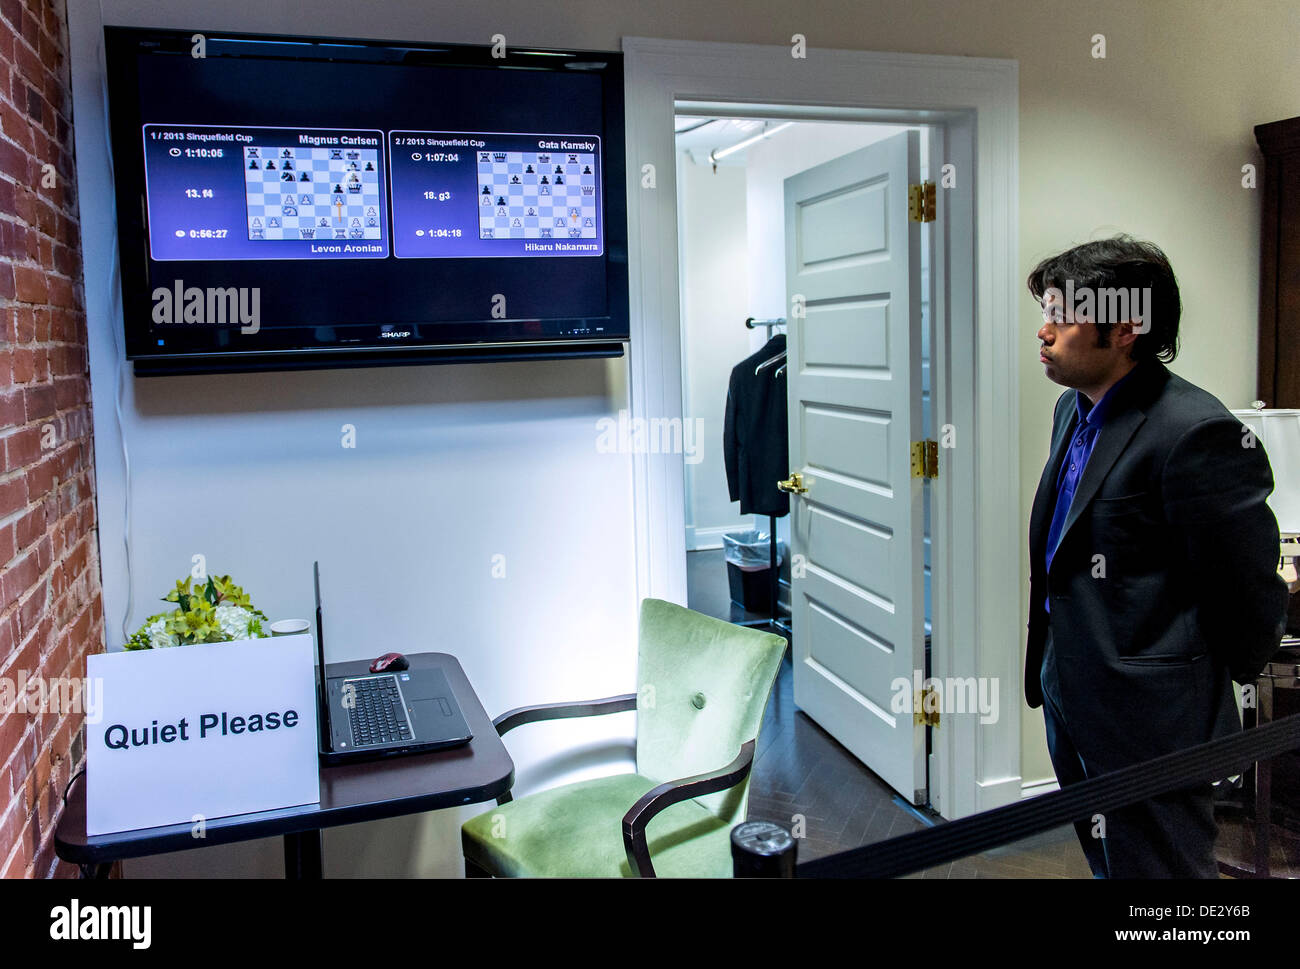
top-left (313, 562), bottom-right (472, 766)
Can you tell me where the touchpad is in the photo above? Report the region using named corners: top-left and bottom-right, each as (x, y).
top-left (410, 697), bottom-right (454, 725)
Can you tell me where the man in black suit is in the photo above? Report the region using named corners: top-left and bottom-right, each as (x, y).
top-left (1025, 236), bottom-right (1288, 877)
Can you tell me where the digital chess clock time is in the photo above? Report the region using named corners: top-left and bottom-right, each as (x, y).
top-left (141, 124), bottom-right (389, 260)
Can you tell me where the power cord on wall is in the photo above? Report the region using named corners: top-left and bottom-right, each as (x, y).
top-left (95, 27), bottom-right (134, 646)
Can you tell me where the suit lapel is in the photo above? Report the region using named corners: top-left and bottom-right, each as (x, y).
top-left (1055, 406), bottom-right (1146, 553)
top-left (1048, 360), bottom-right (1165, 568)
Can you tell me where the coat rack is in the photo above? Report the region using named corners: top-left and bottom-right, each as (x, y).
top-left (738, 317), bottom-right (792, 638)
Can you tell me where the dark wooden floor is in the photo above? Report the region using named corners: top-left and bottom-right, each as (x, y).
top-left (687, 547), bottom-right (1093, 878)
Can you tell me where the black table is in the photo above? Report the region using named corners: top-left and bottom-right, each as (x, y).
top-left (55, 652), bottom-right (514, 878)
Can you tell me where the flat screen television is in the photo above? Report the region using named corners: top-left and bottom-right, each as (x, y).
top-left (102, 26), bottom-right (629, 374)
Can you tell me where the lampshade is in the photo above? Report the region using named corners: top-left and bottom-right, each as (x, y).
top-left (1231, 408), bottom-right (1300, 535)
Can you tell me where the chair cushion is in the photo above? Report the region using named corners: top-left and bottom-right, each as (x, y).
top-left (462, 773), bottom-right (734, 877)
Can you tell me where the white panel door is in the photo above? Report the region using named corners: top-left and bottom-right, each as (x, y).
top-left (783, 131), bottom-right (927, 802)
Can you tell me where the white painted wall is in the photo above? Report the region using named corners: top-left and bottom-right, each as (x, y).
top-left (744, 122), bottom-right (920, 329)
top-left (69, 0), bottom-right (638, 877)
top-left (678, 158), bottom-right (751, 549)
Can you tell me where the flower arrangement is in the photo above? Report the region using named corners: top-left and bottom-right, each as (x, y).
top-left (125, 574), bottom-right (268, 650)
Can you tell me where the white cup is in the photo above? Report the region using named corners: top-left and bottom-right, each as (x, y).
top-left (270, 619), bottom-right (311, 637)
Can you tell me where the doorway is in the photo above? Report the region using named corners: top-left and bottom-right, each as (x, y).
top-left (676, 114), bottom-right (940, 810)
top-left (623, 37), bottom-right (1021, 822)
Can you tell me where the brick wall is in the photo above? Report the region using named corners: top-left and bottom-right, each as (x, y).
top-left (0, 0), bottom-right (105, 878)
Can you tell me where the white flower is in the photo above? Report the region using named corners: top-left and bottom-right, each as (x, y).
top-left (147, 618), bottom-right (178, 649)
top-left (214, 602), bottom-right (262, 641)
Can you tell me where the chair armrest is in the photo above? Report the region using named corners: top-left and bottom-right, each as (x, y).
top-left (490, 693), bottom-right (637, 807)
top-left (621, 739), bottom-right (757, 878)
top-left (492, 693), bottom-right (638, 736)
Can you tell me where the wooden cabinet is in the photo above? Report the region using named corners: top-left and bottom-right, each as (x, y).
top-left (1257, 116), bottom-right (1300, 407)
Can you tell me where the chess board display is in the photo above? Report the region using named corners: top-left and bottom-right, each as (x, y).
top-left (142, 125), bottom-right (389, 261)
top-left (243, 145), bottom-right (383, 242)
top-left (386, 130), bottom-right (604, 258)
top-left (476, 149), bottom-right (597, 240)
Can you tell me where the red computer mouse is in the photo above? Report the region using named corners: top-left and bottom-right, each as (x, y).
top-left (370, 652), bottom-right (410, 673)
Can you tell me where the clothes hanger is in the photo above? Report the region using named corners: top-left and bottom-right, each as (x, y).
top-left (755, 349), bottom-right (786, 374)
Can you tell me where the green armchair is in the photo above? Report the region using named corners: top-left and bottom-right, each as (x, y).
top-left (461, 597), bottom-right (787, 877)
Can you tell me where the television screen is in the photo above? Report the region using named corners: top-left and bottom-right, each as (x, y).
top-left (103, 26), bottom-right (628, 373)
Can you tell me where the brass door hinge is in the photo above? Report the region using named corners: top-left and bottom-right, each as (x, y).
top-left (910, 439), bottom-right (938, 478)
top-left (914, 685), bottom-right (941, 727)
top-left (908, 181), bottom-right (936, 223)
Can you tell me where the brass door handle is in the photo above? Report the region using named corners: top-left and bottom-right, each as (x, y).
top-left (777, 472), bottom-right (808, 494)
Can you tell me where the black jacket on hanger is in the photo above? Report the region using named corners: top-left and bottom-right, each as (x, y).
top-left (723, 333), bottom-right (789, 517)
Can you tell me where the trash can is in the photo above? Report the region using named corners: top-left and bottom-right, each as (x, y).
top-left (723, 530), bottom-right (784, 612)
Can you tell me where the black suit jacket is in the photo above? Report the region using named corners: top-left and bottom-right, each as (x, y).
top-left (723, 334), bottom-right (790, 517)
top-left (1025, 358), bottom-right (1288, 769)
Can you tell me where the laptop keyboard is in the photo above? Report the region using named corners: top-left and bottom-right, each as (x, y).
top-left (346, 675), bottom-right (413, 747)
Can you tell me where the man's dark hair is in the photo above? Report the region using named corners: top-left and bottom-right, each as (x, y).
top-left (1026, 235), bottom-right (1181, 362)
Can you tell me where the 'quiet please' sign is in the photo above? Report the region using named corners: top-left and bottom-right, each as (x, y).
top-left (86, 635), bottom-right (320, 836)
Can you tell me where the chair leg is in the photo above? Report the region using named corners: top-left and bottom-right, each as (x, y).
top-left (464, 855), bottom-right (494, 878)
